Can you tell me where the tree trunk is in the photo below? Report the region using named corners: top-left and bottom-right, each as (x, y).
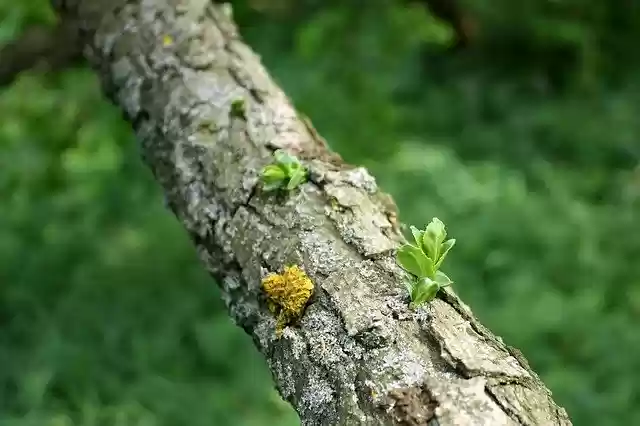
top-left (50, 0), bottom-right (572, 424)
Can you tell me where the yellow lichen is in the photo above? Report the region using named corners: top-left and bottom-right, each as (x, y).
top-left (261, 265), bottom-right (314, 337)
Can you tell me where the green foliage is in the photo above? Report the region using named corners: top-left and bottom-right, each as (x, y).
top-left (397, 219), bottom-right (455, 308)
top-left (260, 149), bottom-right (307, 192)
top-left (2, 0), bottom-right (640, 425)
top-left (462, 0), bottom-right (640, 87)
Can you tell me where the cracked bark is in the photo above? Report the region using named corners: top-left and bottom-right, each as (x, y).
top-left (50, 0), bottom-right (572, 425)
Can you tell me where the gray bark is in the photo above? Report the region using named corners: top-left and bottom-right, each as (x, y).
top-left (51, 0), bottom-right (572, 425)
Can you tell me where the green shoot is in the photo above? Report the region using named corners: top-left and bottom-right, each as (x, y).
top-left (260, 149), bottom-right (307, 192)
top-left (396, 217), bottom-right (456, 309)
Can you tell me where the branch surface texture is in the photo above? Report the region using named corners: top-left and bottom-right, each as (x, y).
top-left (52, 0), bottom-right (572, 424)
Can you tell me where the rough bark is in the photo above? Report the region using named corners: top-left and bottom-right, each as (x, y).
top-left (51, 0), bottom-right (572, 425)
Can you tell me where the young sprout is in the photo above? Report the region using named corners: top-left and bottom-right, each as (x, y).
top-left (230, 98), bottom-right (245, 118)
top-left (396, 217), bottom-right (456, 309)
top-left (260, 149), bottom-right (307, 192)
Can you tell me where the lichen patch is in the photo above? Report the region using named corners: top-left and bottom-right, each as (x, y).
top-left (383, 386), bottom-right (438, 426)
top-left (262, 265), bottom-right (314, 337)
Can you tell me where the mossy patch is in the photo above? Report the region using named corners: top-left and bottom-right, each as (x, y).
top-left (262, 265), bottom-right (314, 337)
top-left (230, 98), bottom-right (246, 118)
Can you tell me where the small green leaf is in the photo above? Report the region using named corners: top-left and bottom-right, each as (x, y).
top-left (261, 165), bottom-right (286, 181)
top-left (423, 217), bottom-right (446, 260)
top-left (262, 165), bottom-right (286, 179)
top-left (421, 239), bottom-right (437, 264)
top-left (396, 245), bottom-right (424, 277)
top-left (261, 165), bottom-right (286, 191)
top-left (435, 238), bottom-right (456, 270)
top-left (397, 244), bottom-right (434, 278)
top-left (274, 149), bottom-right (298, 168)
top-left (434, 270), bottom-right (453, 288)
top-left (404, 277), bottom-right (416, 295)
top-left (286, 166), bottom-right (307, 190)
top-left (409, 226), bottom-right (424, 247)
top-left (410, 277), bottom-right (439, 307)
top-left (426, 217), bottom-right (446, 242)
top-left (262, 180), bottom-right (285, 191)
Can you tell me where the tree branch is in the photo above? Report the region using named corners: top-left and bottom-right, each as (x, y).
top-left (50, 0), bottom-right (571, 424)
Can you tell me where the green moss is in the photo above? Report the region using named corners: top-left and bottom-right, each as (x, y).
top-left (230, 98), bottom-right (246, 118)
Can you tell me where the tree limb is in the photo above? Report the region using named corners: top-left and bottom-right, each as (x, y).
top-left (50, 0), bottom-right (572, 424)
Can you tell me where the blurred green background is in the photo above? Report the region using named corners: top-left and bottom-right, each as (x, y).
top-left (1, 0), bottom-right (639, 425)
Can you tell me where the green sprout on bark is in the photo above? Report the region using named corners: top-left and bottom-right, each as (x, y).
top-left (396, 217), bottom-right (456, 309)
top-left (260, 149), bottom-right (307, 192)
top-left (230, 98), bottom-right (245, 118)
